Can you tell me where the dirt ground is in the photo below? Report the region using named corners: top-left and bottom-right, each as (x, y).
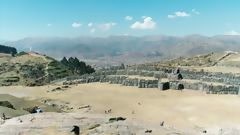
top-left (1, 83), bottom-right (240, 132)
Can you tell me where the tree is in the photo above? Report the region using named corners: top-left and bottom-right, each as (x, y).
top-left (68, 57), bottom-right (75, 70)
top-left (120, 63), bottom-right (125, 69)
top-left (60, 57), bottom-right (69, 66)
top-left (86, 65), bottom-right (95, 74)
top-left (0, 44), bottom-right (17, 56)
top-left (60, 57), bottom-right (95, 75)
top-left (73, 57), bottom-right (81, 68)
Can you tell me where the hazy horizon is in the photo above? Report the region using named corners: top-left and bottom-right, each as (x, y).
top-left (2, 33), bottom-right (240, 43)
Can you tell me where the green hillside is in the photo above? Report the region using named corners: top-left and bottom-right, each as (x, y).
top-left (0, 52), bottom-right (72, 86)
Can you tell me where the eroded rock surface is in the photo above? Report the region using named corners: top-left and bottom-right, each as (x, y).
top-left (0, 112), bottom-right (184, 135)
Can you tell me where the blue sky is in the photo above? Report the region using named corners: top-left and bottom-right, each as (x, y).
top-left (1, 0), bottom-right (240, 40)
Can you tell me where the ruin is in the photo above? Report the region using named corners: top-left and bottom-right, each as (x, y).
top-left (63, 67), bottom-right (240, 95)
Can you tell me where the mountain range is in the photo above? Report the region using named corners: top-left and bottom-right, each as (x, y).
top-left (4, 35), bottom-right (240, 66)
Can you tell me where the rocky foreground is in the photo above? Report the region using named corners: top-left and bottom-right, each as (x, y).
top-left (0, 112), bottom-right (184, 135)
top-left (1, 112), bottom-right (240, 135)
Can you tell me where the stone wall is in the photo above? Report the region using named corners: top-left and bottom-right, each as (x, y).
top-left (181, 70), bottom-right (240, 85)
top-left (63, 68), bottom-right (240, 95)
top-left (206, 85), bottom-right (239, 94)
top-left (64, 75), bottom-right (159, 88)
top-left (84, 69), bottom-right (240, 86)
top-left (170, 80), bottom-right (240, 95)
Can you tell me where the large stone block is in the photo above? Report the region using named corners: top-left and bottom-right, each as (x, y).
top-left (158, 82), bottom-right (170, 90)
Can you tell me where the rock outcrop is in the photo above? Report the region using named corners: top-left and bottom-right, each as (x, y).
top-left (0, 112), bottom-right (183, 135)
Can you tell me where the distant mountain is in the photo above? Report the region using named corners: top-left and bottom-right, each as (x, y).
top-left (5, 35), bottom-right (240, 65)
top-left (0, 44), bottom-right (17, 55)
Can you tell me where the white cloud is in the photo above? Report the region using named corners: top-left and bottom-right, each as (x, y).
top-left (168, 11), bottom-right (191, 19)
top-left (99, 22), bottom-right (116, 31)
top-left (72, 22), bottom-right (82, 28)
top-left (47, 23), bottom-right (52, 27)
top-left (90, 28), bottom-right (96, 33)
top-left (167, 15), bottom-right (176, 19)
top-left (175, 11), bottom-right (190, 17)
top-left (192, 9), bottom-right (200, 15)
top-left (125, 16), bottom-right (133, 21)
top-left (225, 30), bottom-right (240, 35)
top-left (88, 22), bottom-right (93, 27)
top-left (130, 17), bottom-right (156, 30)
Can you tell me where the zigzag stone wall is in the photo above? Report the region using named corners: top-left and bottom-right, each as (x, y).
top-left (63, 68), bottom-right (240, 95)
top-left (86, 69), bottom-right (240, 86)
top-left (181, 70), bottom-right (240, 85)
top-left (64, 75), bottom-right (159, 88)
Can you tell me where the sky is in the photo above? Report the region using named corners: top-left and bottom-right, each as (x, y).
top-left (1, 0), bottom-right (240, 40)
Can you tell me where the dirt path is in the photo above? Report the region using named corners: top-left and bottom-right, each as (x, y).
top-left (212, 52), bottom-right (234, 66)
